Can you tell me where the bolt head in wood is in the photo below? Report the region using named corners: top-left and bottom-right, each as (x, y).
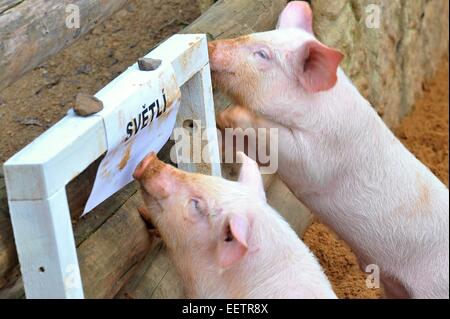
top-left (74, 93), bottom-right (104, 116)
top-left (137, 57), bottom-right (162, 71)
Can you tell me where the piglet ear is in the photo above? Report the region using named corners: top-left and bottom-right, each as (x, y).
top-left (296, 41), bottom-right (344, 93)
top-left (276, 1), bottom-right (313, 33)
top-left (237, 152), bottom-right (266, 202)
top-left (217, 214), bottom-right (249, 269)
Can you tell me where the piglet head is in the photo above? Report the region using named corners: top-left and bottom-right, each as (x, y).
top-left (133, 152), bottom-right (266, 270)
top-left (208, 1), bottom-right (343, 112)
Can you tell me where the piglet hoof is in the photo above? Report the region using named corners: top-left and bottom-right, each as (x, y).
top-left (137, 57), bottom-right (162, 71)
top-left (137, 206), bottom-right (160, 238)
top-left (74, 93), bottom-right (104, 116)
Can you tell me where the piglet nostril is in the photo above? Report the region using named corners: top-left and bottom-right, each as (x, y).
top-left (133, 152), bottom-right (158, 180)
top-left (132, 166), bottom-right (143, 180)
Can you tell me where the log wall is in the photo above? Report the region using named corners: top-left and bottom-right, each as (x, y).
top-left (0, 0), bottom-right (129, 92)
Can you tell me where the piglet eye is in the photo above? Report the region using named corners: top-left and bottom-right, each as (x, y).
top-left (254, 50), bottom-right (270, 60)
top-left (192, 199), bottom-right (200, 210)
top-left (190, 198), bottom-right (205, 215)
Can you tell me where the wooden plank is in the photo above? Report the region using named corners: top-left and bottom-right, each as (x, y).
top-left (197, 0), bottom-right (215, 13)
top-left (0, 0), bottom-right (23, 14)
top-left (0, 164), bottom-right (19, 296)
top-left (0, 209), bottom-right (16, 280)
top-left (266, 175), bottom-right (313, 236)
top-left (149, 262), bottom-right (184, 299)
top-left (183, 0), bottom-right (287, 39)
top-left (77, 192), bottom-right (154, 299)
top-left (0, 0), bottom-right (129, 91)
top-left (116, 242), bottom-right (184, 299)
top-left (73, 182), bottom-right (138, 245)
top-left (0, 170), bottom-right (17, 281)
top-left (0, 266), bottom-right (24, 299)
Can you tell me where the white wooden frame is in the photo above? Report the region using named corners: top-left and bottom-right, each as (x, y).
top-left (3, 34), bottom-right (221, 299)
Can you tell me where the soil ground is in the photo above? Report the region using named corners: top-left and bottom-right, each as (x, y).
top-left (0, 0), bottom-right (448, 299)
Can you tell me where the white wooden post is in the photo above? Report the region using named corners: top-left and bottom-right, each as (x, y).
top-left (8, 189), bottom-right (83, 298)
top-left (3, 34), bottom-right (220, 299)
top-left (175, 64), bottom-right (221, 176)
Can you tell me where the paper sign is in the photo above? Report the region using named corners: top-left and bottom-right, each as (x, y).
top-left (82, 61), bottom-right (181, 215)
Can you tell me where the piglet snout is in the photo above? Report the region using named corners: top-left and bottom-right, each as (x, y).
top-left (208, 40), bottom-right (236, 72)
top-left (133, 152), bottom-right (178, 200)
top-left (133, 152), bottom-right (169, 181)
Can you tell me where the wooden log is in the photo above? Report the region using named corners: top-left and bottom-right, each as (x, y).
top-left (197, 0), bottom-right (215, 13)
top-left (0, 166), bottom-right (24, 298)
top-left (0, 170), bottom-right (17, 281)
top-left (115, 241), bottom-right (185, 299)
top-left (0, 209), bottom-right (16, 281)
top-left (0, 0), bottom-right (128, 92)
top-left (77, 192), bottom-right (154, 299)
top-left (0, 266), bottom-right (24, 299)
top-left (0, 0), bottom-right (23, 13)
top-left (0, 0), bottom-right (293, 298)
top-left (266, 176), bottom-right (313, 237)
top-left (184, 0), bottom-right (287, 39)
